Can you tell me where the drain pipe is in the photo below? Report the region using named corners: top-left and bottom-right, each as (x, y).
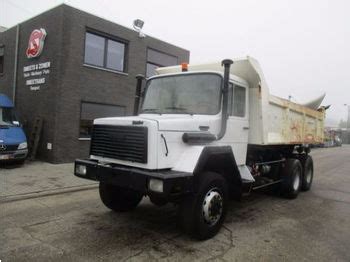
top-left (216, 59), bottom-right (233, 140)
top-left (133, 74), bottom-right (144, 115)
top-left (12, 24), bottom-right (20, 105)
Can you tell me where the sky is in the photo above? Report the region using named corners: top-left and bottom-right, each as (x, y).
top-left (1, 0), bottom-right (349, 125)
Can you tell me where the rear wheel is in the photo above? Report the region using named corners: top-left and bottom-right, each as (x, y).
top-left (99, 182), bottom-right (143, 212)
top-left (178, 172), bottom-right (228, 240)
top-left (280, 159), bottom-right (302, 199)
top-left (300, 155), bottom-right (314, 191)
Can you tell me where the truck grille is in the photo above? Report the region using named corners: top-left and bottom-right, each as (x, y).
top-left (90, 125), bottom-right (148, 163)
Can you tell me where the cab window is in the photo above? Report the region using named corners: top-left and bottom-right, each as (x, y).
top-left (228, 84), bottom-right (246, 117)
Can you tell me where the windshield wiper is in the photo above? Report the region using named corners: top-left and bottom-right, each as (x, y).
top-left (165, 107), bottom-right (193, 115)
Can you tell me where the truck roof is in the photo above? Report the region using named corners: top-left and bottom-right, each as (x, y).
top-left (157, 56), bottom-right (326, 110)
top-left (0, 93), bottom-right (14, 108)
top-left (150, 70), bottom-right (249, 87)
top-left (156, 56), bottom-right (264, 90)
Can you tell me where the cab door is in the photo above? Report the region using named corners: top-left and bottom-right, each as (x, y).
top-left (222, 82), bottom-right (249, 165)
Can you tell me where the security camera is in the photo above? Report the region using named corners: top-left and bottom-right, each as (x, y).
top-left (133, 19), bottom-right (146, 38)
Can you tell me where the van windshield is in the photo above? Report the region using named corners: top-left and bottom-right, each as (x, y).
top-left (0, 107), bottom-right (19, 127)
top-left (141, 74), bottom-right (222, 115)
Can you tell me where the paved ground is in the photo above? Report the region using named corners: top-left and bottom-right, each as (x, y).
top-left (0, 161), bottom-right (97, 201)
top-left (1, 146), bottom-right (350, 261)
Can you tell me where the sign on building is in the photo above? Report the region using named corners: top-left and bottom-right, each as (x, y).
top-left (26, 28), bottom-right (47, 59)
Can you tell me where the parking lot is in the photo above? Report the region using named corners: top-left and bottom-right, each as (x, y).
top-left (1, 145), bottom-right (350, 261)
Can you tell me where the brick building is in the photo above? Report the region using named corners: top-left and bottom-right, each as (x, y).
top-left (0, 4), bottom-right (189, 163)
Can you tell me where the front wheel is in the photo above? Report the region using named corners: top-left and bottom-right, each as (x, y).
top-left (178, 172), bottom-right (228, 240)
top-left (99, 182), bottom-right (143, 212)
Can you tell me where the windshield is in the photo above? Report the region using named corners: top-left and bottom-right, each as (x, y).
top-left (0, 107), bottom-right (19, 127)
top-left (141, 74), bottom-right (222, 115)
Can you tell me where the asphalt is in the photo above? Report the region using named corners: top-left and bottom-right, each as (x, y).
top-left (1, 145), bottom-right (350, 261)
top-left (0, 161), bottom-right (97, 202)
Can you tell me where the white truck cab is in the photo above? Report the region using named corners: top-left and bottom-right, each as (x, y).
top-left (75, 57), bottom-right (325, 239)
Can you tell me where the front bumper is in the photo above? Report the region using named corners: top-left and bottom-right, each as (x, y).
top-left (74, 159), bottom-right (193, 199)
top-left (0, 149), bottom-right (28, 162)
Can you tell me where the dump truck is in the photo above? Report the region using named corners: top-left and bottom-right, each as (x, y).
top-left (74, 57), bottom-right (326, 239)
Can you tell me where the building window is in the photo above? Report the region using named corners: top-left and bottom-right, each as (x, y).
top-left (0, 46), bottom-right (4, 74)
top-left (146, 63), bottom-right (159, 78)
top-left (79, 102), bottom-right (126, 138)
top-left (146, 48), bottom-right (178, 77)
top-left (84, 32), bottom-right (127, 72)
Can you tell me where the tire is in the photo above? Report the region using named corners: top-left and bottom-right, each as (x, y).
top-left (178, 172), bottom-right (228, 240)
top-left (300, 155), bottom-right (314, 191)
top-left (99, 182), bottom-right (143, 212)
top-left (149, 195), bottom-right (168, 206)
top-left (14, 159), bottom-right (26, 165)
top-left (280, 159), bottom-right (302, 199)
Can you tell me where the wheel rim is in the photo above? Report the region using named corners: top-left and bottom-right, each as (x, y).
top-left (305, 168), bottom-right (312, 184)
top-left (293, 171), bottom-right (301, 191)
top-left (202, 188), bottom-right (223, 226)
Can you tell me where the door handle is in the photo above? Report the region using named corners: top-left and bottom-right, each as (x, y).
top-left (199, 126), bottom-right (209, 131)
top-left (243, 127), bottom-right (250, 130)
top-left (161, 134), bottom-right (169, 156)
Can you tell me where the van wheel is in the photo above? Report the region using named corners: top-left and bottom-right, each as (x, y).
top-left (178, 172), bottom-right (228, 240)
top-left (301, 155), bottom-right (314, 191)
top-left (99, 182), bottom-right (143, 212)
top-left (149, 195), bottom-right (168, 206)
top-left (13, 159), bottom-right (25, 165)
top-left (280, 159), bottom-right (302, 199)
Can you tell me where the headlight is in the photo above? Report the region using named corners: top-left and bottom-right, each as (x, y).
top-left (149, 178), bottom-right (163, 193)
top-left (18, 142), bottom-right (28, 150)
top-left (75, 164), bottom-right (87, 175)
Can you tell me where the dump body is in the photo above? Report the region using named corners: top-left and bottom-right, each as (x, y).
top-left (157, 57), bottom-right (325, 145)
top-left (266, 95), bottom-right (324, 144)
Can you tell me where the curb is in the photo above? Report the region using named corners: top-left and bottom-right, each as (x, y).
top-left (0, 183), bottom-right (98, 203)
